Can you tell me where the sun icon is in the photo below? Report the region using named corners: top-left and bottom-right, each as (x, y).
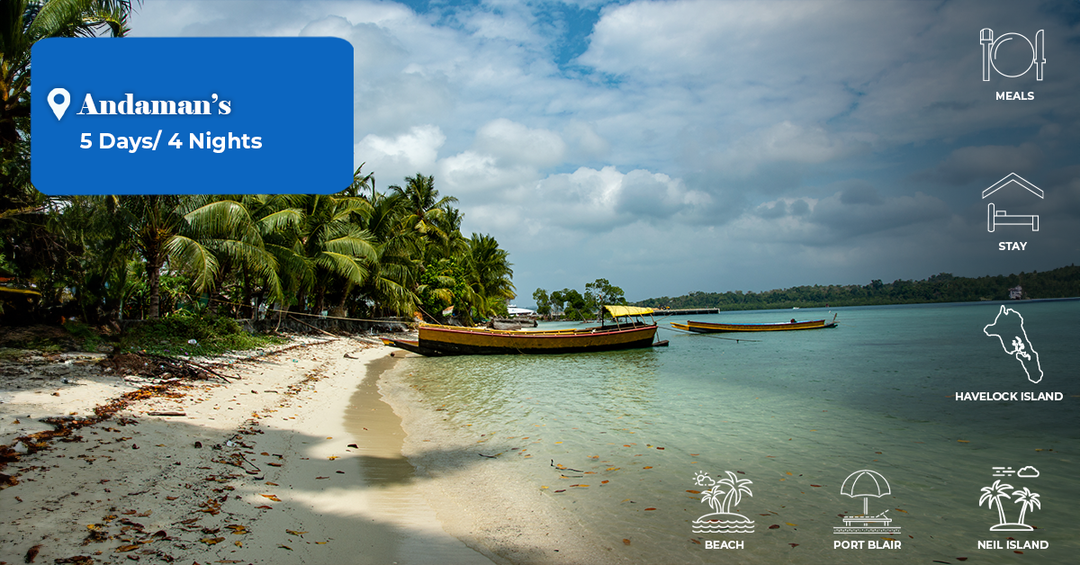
top-left (693, 471), bottom-right (714, 487)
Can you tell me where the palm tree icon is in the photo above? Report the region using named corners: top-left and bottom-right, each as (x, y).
top-left (700, 484), bottom-right (726, 514)
top-left (691, 470), bottom-right (755, 534)
top-left (1013, 487), bottom-right (1040, 528)
top-left (718, 471), bottom-right (753, 513)
top-left (980, 480), bottom-right (1038, 531)
top-left (980, 480), bottom-right (1014, 528)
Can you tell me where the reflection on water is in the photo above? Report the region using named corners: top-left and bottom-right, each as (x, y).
top-left (385, 301), bottom-right (1080, 563)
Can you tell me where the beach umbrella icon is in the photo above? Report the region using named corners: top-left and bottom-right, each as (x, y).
top-left (840, 470), bottom-right (891, 516)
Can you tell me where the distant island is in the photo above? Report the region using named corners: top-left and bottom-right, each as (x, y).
top-left (632, 265), bottom-right (1080, 311)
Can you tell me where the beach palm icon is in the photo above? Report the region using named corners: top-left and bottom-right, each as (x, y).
top-left (692, 471), bottom-right (755, 534)
top-left (980, 480), bottom-right (1040, 531)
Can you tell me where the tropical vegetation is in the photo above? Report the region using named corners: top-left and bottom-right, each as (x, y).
top-left (1, 2), bottom-right (516, 330)
top-left (2, 171), bottom-right (517, 327)
top-left (532, 278), bottom-right (626, 321)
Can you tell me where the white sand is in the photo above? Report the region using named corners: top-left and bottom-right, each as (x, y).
top-left (0, 338), bottom-right (492, 565)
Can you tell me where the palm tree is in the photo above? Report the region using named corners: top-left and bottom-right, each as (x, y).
top-left (389, 173), bottom-right (458, 243)
top-left (179, 195), bottom-right (287, 316)
top-left (109, 195), bottom-right (219, 319)
top-left (717, 471), bottom-right (753, 513)
top-left (1012, 487), bottom-right (1040, 526)
top-left (293, 193), bottom-right (377, 314)
top-left (2, 0), bottom-right (137, 152)
top-left (700, 484), bottom-right (726, 514)
top-left (353, 190), bottom-right (419, 317)
top-left (980, 480), bottom-right (1013, 527)
top-left (465, 232), bottom-right (515, 319)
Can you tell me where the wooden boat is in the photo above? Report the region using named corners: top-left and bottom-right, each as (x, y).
top-left (672, 313), bottom-right (838, 333)
top-left (384, 306), bottom-right (666, 356)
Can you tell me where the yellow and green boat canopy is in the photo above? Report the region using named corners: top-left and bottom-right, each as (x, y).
top-left (604, 305), bottom-right (654, 318)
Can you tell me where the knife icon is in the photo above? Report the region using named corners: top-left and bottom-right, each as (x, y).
top-left (1035, 29), bottom-right (1044, 81)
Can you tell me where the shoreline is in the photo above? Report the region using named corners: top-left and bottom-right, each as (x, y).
top-left (0, 337), bottom-right (490, 564)
top-left (379, 354), bottom-right (615, 564)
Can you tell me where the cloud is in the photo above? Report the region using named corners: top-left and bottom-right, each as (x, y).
top-left (126, 1), bottom-right (1080, 299)
top-left (928, 143), bottom-right (1044, 186)
top-left (356, 125), bottom-right (446, 182)
top-left (743, 188), bottom-right (951, 246)
top-left (474, 119), bottom-right (567, 168)
top-left (710, 121), bottom-right (853, 176)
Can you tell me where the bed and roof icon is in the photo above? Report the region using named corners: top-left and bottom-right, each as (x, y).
top-left (983, 172), bottom-right (1043, 233)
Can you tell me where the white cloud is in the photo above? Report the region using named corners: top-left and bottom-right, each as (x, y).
top-left (474, 119), bottom-right (567, 168)
top-left (711, 121), bottom-right (852, 176)
top-left (355, 125), bottom-right (446, 182)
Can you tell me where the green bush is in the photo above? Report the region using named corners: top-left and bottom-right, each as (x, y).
top-left (119, 311), bottom-right (286, 357)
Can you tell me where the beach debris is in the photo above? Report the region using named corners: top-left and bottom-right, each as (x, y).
top-left (261, 494), bottom-right (282, 502)
top-left (147, 411), bottom-right (186, 417)
top-left (278, 545), bottom-right (293, 551)
top-left (286, 529), bottom-right (307, 537)
top-left (623, 539), bottom-right (631, 545)
top-left (24, 544), bottom-right (42, 562)
top-left (188, 339), bottom-right (198, 345)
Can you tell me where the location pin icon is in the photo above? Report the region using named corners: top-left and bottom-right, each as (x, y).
top-left (48, 88), bottom-right (70, 120)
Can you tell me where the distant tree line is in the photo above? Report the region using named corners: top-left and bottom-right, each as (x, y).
top-left (532, 278), bottom-right (626, 321)
top-left (633, 266), bottom-right (1080, 311)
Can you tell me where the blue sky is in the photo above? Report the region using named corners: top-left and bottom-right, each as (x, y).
top-left (130, 0), bottom-right (1080, 304)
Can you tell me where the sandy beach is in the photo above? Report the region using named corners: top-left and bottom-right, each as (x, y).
top-left (0, 337), bottom-right (496, 564)
top-left (0, 334), bottom-right (620, 565)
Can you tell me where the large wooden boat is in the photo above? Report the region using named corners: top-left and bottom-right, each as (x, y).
top-left (672, 313), bottom-right (838, 333)
top-left (383, 306), bottom-right (665, 356)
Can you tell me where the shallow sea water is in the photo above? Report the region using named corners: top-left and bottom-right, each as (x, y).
top-left (381, 301), bottom-right (1079, 564)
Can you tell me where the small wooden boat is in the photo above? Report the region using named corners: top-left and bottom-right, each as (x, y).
top-left (672, 313), bottom-right (838, 333)
top-left (383, 306), bottom-right (666, 356)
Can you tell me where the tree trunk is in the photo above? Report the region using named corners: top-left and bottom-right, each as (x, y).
top-left (146, 242), bottom-right (161, 319)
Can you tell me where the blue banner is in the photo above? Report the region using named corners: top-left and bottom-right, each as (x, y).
top-left (32, 37), bottom-right (353, 195)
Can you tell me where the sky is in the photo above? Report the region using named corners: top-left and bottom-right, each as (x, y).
top-left (129, 0), bottom-right (1080, 304)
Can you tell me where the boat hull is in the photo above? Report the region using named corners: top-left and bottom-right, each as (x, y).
top-left (673, 319), bottom-right (837, 333)
top-left (415, 323), bottom-right (658, 355)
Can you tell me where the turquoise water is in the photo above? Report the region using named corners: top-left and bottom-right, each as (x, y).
top-left (383, 301), bottom-right (1079, 563)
